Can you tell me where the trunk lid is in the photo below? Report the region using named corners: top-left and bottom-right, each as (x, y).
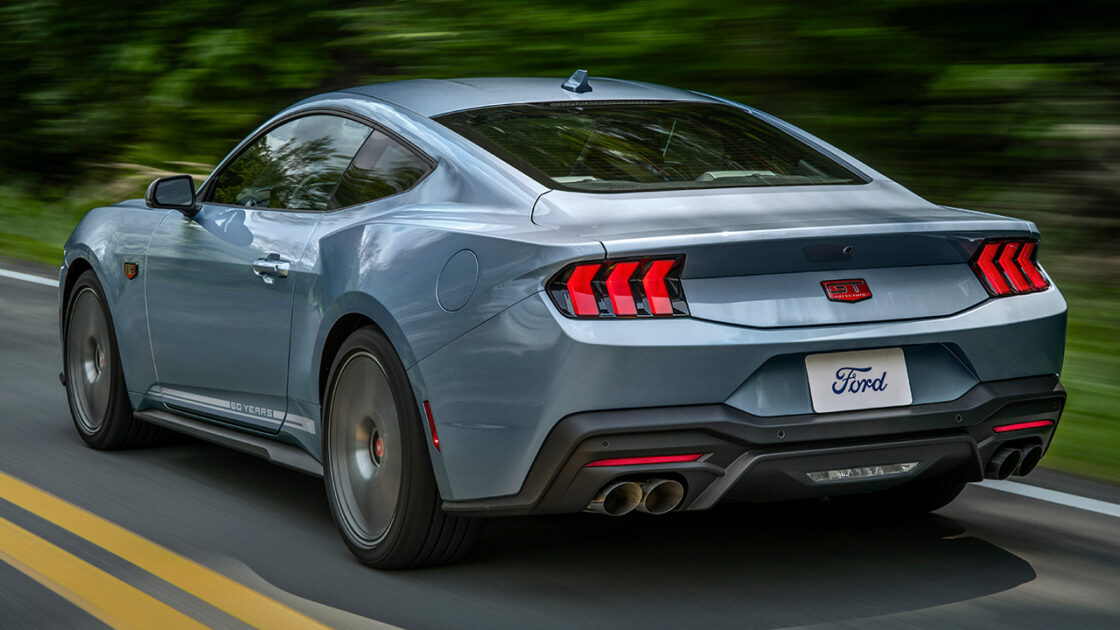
top-left (533, 181), bottom-right (1038, 328)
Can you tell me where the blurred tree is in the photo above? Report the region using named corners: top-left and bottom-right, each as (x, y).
top-left (0, 0), bottom-right (1116, 248)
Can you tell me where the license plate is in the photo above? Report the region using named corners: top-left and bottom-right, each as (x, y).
top-left (805, 348), bottom-right (913, 413)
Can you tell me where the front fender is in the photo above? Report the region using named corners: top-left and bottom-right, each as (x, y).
top-left (61, 203), bottom-right (171, 407)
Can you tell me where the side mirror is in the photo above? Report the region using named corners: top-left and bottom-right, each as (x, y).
top-left (145, 175), bottom-right (198, 216)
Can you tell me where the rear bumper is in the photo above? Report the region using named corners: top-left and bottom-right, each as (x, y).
top-left (442, 374), bottom-right (1064, 516)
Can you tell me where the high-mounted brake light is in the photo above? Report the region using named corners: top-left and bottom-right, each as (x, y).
top-left (969, 239), bottom-right (1050, 297)
top-left (548, 256), bottom-right (689, 318)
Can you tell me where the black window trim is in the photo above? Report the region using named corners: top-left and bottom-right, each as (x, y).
top-left (434, 100), bottom-right (872, 195)
top-left (198, 107), bottom-right (437, 213)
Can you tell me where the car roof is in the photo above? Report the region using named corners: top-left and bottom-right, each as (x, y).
top-left (342, 76), bottom-right (719, 118)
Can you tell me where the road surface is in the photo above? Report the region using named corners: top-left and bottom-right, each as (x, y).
top-left (1, 258), bottom-right (1119, 629)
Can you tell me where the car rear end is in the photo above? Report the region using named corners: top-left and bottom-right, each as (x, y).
top-left (422, 98), bottom-right (1066, 516)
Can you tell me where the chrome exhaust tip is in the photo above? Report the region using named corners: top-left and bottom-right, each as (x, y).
top-left (1016, 445), bottom-right (1044, 477)
top-left (635, 479), bottom-right (685, 515)
top-left (586, 481), bottom-right (643, 516)
top-left (986, 447), bottom-right (1022, 480)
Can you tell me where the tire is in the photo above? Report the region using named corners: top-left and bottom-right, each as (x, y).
top-left (63, 270), bottom-right (164, 449)
top-left (322, 327), bottom-right (479, 569)
top-left (832, 476), bottom-right (967, 515)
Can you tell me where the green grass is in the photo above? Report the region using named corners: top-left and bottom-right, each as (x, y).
top-left (1040, 280), bottom-right (1120, 482)
top-left (1, 183), bottom-right (1116, 482)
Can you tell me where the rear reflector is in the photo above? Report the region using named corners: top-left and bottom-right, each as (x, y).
top-left (423, 401), bottom-right (440, 451)
top-left (993, 419), bottom-right (1055, 433)
top-left (548, 256), bottom-right (689, 318)
top-left (585, 453), bottom-right (703, 467)
top-left (969, 238), bottom-right (1050, 297)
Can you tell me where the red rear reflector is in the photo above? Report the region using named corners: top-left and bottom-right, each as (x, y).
top-left (976, 242), bottom-right (1011, 295)
top-left (642, 259), bottom-right (676, 315)
top-left (567, 263), bottom-right (601, 317)
top-left (585, 453), bottom-right (703, 467)
top-left (423, 401), bottom-right (440, 451)
top-left (993, 419), bottom-right (1054, 433)
top-left (606, 261), bottom-right (640, 316)
top-left (997, 242), bottom-right (1030, 293)
top-left (1015, 241), bottom-right (1049, 290)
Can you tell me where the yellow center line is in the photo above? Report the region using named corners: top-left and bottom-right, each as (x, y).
top-left (0, 471), bottom-right (330, 629)
top-left (0, 516), bottom-right (208, 629)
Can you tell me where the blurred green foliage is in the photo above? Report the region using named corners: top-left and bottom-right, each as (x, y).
top-left (0, 0), bottom-right (1116, 479)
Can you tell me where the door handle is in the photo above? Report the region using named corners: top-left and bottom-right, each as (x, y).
top-left (252, 255), bottom-right (290, 284)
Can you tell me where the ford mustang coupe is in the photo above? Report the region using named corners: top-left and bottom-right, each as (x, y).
top-left (60, 72), bottom-right (1067, 568)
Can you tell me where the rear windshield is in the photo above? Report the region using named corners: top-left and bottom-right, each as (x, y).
top-left (436, 101), bottom-right (865, 193)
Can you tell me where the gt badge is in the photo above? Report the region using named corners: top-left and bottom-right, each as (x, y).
top-left (822, 278), bottom-right (871, 303)
top-left (123, 262), bottom-right (139, 279)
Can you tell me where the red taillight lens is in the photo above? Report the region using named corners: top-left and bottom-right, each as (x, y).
top-left (642, 259), bottom-right (676, 316)
top-left (567, 263), bottom-right (601, 317)
top-left (1015, 241), bottom-right (1049, 290)
top-left (548, 256), bottom-right (689, 318)
top-left (969, 238), bottom-right (1050, 297)
top-left (606, 261), bottom-right (640, 316)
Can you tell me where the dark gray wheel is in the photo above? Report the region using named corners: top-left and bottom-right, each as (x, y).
top-left (323, 327), bottom-right (480, 568)
top-left (64, 270), bottom-right (163, 449)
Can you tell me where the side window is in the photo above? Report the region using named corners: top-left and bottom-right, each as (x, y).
top-left (211, 115), bottom-right (371, 211)
top-left (328, 131), bottom-right (432, 209)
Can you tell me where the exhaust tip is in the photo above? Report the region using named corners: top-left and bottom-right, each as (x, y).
top-left (586, 481), bottom-right (642, 516)
top-left (986, 447), bottom-right (1022, 480)
top-left (1016, 445), bottom-right (1044, 477)
top-left (636, 479), bottom-right (685, 515)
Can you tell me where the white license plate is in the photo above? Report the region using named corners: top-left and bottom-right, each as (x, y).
top-left (805, 348), bottom-right (913, 413)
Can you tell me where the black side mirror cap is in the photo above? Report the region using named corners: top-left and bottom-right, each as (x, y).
top-left (145, 175), bottom-right (199, 217)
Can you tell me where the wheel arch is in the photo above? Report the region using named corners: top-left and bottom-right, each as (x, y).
top-left (313, 292), bottom-right (420, 408)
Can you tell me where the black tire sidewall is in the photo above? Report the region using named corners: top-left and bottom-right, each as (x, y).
top-left (63, 270), bottom-right (133, 449)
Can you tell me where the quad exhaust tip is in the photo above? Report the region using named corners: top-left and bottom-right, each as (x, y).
top-left (635, 479), bottom-right (685, 515)
top-left (986, 447), bottom-right (1023, 480)
top-left (587, 479), bottom-right (685, 516)
top-left (1016, 444), bottom-right (1044, 477)
top-left (586, 481), bottom-right (643, 516)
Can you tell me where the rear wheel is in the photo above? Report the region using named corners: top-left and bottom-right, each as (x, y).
top-left (323, 327), bottom-right (479, 568)
top-left (832, 477), bottom-right (967, 515)
top-left (64, 271), bottom-right (163, 449)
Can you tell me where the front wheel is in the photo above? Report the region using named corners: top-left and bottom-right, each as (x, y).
top-left (63, 270), bottom-right (163, 449)
top-left (323, 327), bottom-right (479, 568)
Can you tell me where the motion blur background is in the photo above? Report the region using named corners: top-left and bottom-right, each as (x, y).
top-left (0, 0), bottom-right (1115, 479)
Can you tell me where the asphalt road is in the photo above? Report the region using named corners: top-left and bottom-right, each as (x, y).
top-left (2, 259), bottom-right (1120, 629)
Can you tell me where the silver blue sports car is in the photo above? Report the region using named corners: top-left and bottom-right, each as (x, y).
top-left (60, 71), bottom-right (1067, 568)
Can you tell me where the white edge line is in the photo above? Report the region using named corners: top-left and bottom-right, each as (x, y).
top-left (0, 267), bottom-right (59, 288)
top-left (977, 479), bottom-right (1120, 519)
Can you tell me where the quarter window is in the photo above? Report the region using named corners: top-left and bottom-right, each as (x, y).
top-left (211, 115), bottom-right (371, 211)
top-left (328, 131), bottom-right (432, 209)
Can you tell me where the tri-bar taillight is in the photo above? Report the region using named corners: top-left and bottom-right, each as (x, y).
top-left (548, 257), bottom-right (689, 318)
top-left (969, 239), bottom-right (1050, 297)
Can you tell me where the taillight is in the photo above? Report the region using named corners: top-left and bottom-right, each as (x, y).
top-left (548, 256), bottom-right (689, 318)
top-left (969, 239), bottom-right (1050, 297)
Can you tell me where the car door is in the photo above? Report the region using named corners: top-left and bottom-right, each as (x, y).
top-left (145, 113), bottom-right (373, 432)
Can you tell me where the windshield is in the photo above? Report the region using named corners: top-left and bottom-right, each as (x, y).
top-left (436, 101), bottom-right (865, 193)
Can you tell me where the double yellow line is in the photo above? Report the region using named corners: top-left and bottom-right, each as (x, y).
top-left (0, 470), bottom-right (331, 629)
